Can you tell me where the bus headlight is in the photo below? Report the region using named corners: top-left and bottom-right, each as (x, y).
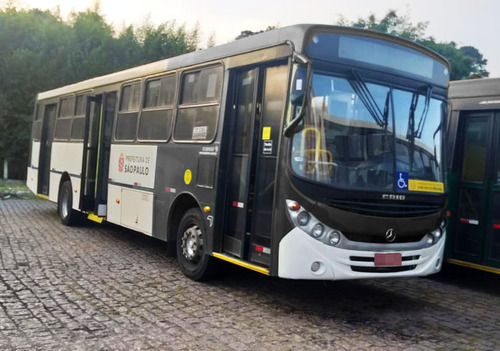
top-left (426, 234), bottom-right (435, 245)
top-left (312, 224), bottom-right (324, 238)
top-left (328, 231), bottom-right (341, 246)
top-left (297, 211), bottom-right (310, 226)
top-left (427, 219), bottom-right (446, 246)
top-left (432, 228), bottom-right (442, 239)
top-left (286, 199), bottom-right (345, 247)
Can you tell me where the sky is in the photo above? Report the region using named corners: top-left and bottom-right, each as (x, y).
top-left (5, 0), bottom-right (500, 77)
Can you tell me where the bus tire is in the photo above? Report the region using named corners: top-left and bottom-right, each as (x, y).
top-left (58, 180), bottom-right (82, 226)
top-left (176, 208), bottom-right (217, 281)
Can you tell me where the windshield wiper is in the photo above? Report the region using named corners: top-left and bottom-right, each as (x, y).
top-left (350, 69), bottom-right (388, 129)
top-left (407, 85), bottom-right (433, 140)
top-left (407, 85), bottom-right (433, 170)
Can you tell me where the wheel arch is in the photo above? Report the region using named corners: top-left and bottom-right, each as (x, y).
top-left (167, 192), bottom-right (202, 244)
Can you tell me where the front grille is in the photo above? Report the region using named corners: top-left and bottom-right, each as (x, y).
top-left (351, 265), bottom-right (417, 273)
top-left (329, 198), bottom-right (441, 217)
top-left (350, 255), bottom-right (420, 262)
top-left (344, 232), bottom-right (426, 244)
top-left (349, 255), bottom-right (419, 273)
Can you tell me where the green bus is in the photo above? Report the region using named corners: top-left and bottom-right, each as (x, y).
top-left (446, 77), bottom-right (500, 274)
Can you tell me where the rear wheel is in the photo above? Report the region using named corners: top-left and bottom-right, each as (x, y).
top-left (58, 180), bottom-right (82, 226)
top-left (176, 208), bottom-right (217, 281)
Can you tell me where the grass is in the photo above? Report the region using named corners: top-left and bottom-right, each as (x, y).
top-left (0, 179), bottom-right (35, 199)
top-left (0, 179), bottom-right (27, 190)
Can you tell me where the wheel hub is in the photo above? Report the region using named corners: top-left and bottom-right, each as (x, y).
top-left (181, 225), bottom-right (203, 262)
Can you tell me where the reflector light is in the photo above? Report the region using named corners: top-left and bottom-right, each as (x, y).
top-left (493, 224), bottom-right (500, 230)
top-left (255, 245), bottom-right (271, 254)
top-left (287, 201), bottom-right (300, 211)
top-left (203, 206), bottom-right (211, 213)
top-left (460, 218), bottom-right (479, 225)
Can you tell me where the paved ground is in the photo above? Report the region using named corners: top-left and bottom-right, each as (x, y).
top-left (0, 199), bottom-right (499, 350)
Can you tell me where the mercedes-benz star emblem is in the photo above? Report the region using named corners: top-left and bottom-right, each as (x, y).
top-left (385, 228), bottom-right (396, 243)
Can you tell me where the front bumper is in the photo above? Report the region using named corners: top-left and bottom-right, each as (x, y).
top-left (278, 227), bottom-right (445, 280)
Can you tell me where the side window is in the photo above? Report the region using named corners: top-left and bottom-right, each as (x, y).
top-left (116, 82), bottom-right (141, 141)
top-left (54, 96), bottom-right (74, 140)
top-left (139, 75), bottom-right (177, 141)
top-left (71, 95), bottom-right (86, 140)
top-left (32, 103), bottom-right (44, 141)
top-left (174, 65), bottom-right (223, 142)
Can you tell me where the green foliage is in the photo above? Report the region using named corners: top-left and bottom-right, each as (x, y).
top-left (136, 21), bottom-right (199, 64)
top-left (0, 5), bottom-right (200, 179)
top-left (235, 26), bottom-right (277, 40)
top-left (339, 10), bottom-right (489, 80)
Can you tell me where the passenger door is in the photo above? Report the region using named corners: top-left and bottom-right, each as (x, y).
top-left (221, 64), bottom-right (288, 266)
top-left (38, 104), bottom-right (56, 195)
top-left (453, 111), bottom-right (500, 268)
top-left (80, 92), bottom-right (116, 215)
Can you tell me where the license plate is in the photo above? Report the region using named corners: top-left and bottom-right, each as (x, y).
top-left (374, 253), bottom-right (402, 267)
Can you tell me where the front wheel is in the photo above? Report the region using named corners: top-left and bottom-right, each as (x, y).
top-left (176, 208), bottom-right (217, 281)
top-left (58, 180), bottom-right (82, 226)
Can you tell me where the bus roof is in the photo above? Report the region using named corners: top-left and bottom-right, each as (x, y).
top-left (449, 77), bottom-right (500, 99)
top-left (37, 24), bottom-right (449, 101)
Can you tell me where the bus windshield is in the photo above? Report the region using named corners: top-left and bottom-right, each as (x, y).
top-left (291, 70), bottom-right (445, 192)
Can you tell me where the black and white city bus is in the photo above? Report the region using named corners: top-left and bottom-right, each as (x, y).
top-left (27, 24), bottom-right (450, 281)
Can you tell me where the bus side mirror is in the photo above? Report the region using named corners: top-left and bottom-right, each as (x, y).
top-left (291, 67), bottom-right (306, 106)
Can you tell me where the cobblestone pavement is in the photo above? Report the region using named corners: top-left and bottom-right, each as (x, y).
top-left (0, 199), bottom-right (499, 350)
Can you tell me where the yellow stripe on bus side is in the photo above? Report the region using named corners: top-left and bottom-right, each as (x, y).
top-left (447, 258), bottom-right (500, 275)
top-left (212, 253), bottom-right (269, 275)
top-left (36, 194), bottom-right (50, 200)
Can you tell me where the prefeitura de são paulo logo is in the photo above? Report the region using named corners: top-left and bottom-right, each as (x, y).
top-left (118, 153), bottom-right (124, 172)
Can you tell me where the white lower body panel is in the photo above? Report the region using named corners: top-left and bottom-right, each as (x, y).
top-left (26, 167), bottom-right (37, 194)
top-left (107, 184), bottom-right (154, 236)
top-left (49, 172), bottom-right (61, 202)
top-left (278, 227), bottom-right (445, 281)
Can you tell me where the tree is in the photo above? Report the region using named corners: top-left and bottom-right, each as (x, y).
top-left (0, 5), bottom-right (200, 179)
top-left (206, 31), bottom-right (216, 48)
top-left (136, 20), bottom-right (199, 64)
top-left (235, 26), bottom-right (277, 40)
top-left (339, 10), bottom-right (489, 80)
top-left (0, 7), bottom-right (69, 179)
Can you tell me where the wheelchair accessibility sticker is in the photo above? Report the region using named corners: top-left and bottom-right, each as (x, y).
top-left (396, 171), bottom-right (408, 190)
top-left (396, 171), bottom-right (444, 193)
